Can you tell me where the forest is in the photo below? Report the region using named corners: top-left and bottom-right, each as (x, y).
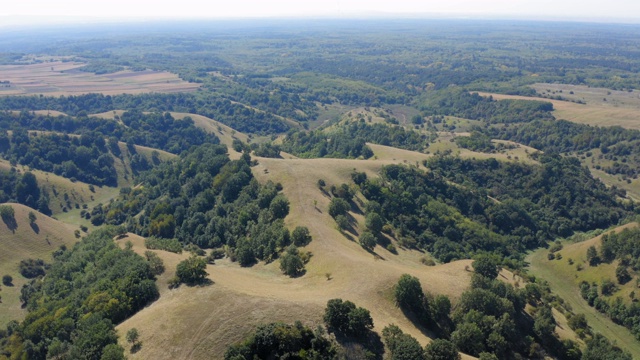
top-left (1, 19), bottom-right (640, 360)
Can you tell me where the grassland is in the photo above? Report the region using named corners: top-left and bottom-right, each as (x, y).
top-left (115, 150), bottom-right (482, 359)
top-left (0, 61), bottom-right (200, 96)
top-left (478, 88), bottom-right (640, 130)
top-left (0, 203), bottom-right (78, 326)
top-left (527, 223), bottom-right (640, 359)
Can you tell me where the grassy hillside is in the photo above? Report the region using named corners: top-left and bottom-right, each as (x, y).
top-left (527, 223), bottom-right (640, 359)
top-left (114, 153), bottom-right (481, 359)
top-left (0, 203), bottom-right (78, 326)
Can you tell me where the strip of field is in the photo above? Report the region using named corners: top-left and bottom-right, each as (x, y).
top-left (0, 61), bottom-right (200, 96)
top-left (527, 223), bottom-right (640, 358)
top-left (477, 91), bottom-right (640, 130)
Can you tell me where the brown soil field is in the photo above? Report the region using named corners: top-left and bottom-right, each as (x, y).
top-left (0, 61), bottom-right (200, 96)
top-left (0, 203), bottom-right (78, 326)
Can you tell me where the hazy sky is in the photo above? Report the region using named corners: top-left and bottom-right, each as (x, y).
top-left (2, 0), bottom-right (640, 25)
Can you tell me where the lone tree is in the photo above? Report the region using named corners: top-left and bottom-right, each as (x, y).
top-left (472, 255), bottom-right (499, 279)
top-left (28, 211), bottom-right (37, 224)
top-left (176, 256), bottom-right (208, 285)
top-left (126, 328), bottom-right (139, 345)
top-left (394, 274), bottom-right (426, 316)
top-left (324, 298), bottom-right (373, 337)
top-left (280, 245), bottom-right (305, 277)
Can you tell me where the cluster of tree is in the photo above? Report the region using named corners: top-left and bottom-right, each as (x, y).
top-left (102, 144), bottom-right (305, 269)
top-left (208, 74), bottom-right (320, 122)
top-left (0, 170), bottom-right (50, 214)
top-left (281, 121), bottom-right (431, 159)
top-left (0, 92), bottom-right (290, 135)
top-left (224, 321), bottom-right (336, 360)
top-left (1, 130), bottom-right (118, 186)
top-left (482, 116), bottom-right (640, 178)
top-left (281, 127), bottom-right (374, 159)
top-left (453, 132), bottom-right (496, 153)
top-left (420, 89), bottom-right (555, 124)
top-left (391, 257), bottom-right (590, 359)
top-left (425, 154), bottom-right (631, 240)
top-left (0, 226), bottom-right (159, 360)
top-left (579, 280), bottom-right (640, 341)
top-left (346, 155), bottom-right (628, 266)
top-left (0, 110), bottom-right (218, 156)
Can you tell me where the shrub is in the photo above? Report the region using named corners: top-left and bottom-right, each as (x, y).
top-left (424, 338), bottom-right (460, 360)
top-left (144, 251), bottom-right (165, 276)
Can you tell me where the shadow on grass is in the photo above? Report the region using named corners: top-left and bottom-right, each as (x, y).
top-left (30, 222), bottom-right (39, 234)
top-left (130, 343), bottom-right (142, 354)
top-left (334, 331), bottom-right (384, 360)
top-left (1, 215), bottom-right (17, 233)
top-left (399, 307), bottom-right (440, 340)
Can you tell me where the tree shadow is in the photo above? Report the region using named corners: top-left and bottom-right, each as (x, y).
top-left (334, 331), bottom-right (384, 360)
top-left (1, 215), bottom-right (17, 233)
top-left (185, 278), bottom-right (214, 287)
top-left (400, 308), bottom-right (440, 340)
top-left (130, 342), bottom-right (142, 354)
top-left (30, 222), bottom-right (39, 234)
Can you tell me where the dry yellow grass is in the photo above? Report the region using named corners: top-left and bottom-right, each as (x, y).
top-left (0, 203), bottom-right (78, 326)
top-left (116, 154), bottom-right (478, 359)
top-left (0, 61), bottom-right (200, 96)
top-left (477, 91), bottom-right (640, 130)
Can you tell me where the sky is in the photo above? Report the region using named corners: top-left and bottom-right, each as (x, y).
top-left (2, 0), bottom-right (640, 26)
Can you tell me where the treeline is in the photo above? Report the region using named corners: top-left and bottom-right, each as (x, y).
top-left (0, 110), bottom-right (217, 155)
top-left (1, 130), bottom-right (118, 186)
top-left (101, 144), bottom-right (302, 268)
top-left (0, 170), bottom-right (50, 214)
top-left (0, 92), bottom-right (290, 134)
top-left (426, 154), bottom-right (631, 238)
top-left (420, 89), bottom-right (555, 124)
top-left (355, 155), bottom-right (630, 264)
top-left (0, 226), bottom-right (159, 360)
top-left (484, 118), bottom-right (640, 178)
top-left (281, 121), bottom-right (430, 158)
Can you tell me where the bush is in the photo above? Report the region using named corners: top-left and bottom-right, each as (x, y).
top-left (472, 255), bottom-right (499, 279)
top-left (382, 324), bottom-right (426, 360)
top-left (144, 251), bottom-right (165, 276)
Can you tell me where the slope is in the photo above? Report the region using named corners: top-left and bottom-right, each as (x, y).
top-left (116, 149), bottom-right (477, 360)
top-left (527, 223), bottom-right (640, 359)
top-left (0, 203), bottom-right (78, 326)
